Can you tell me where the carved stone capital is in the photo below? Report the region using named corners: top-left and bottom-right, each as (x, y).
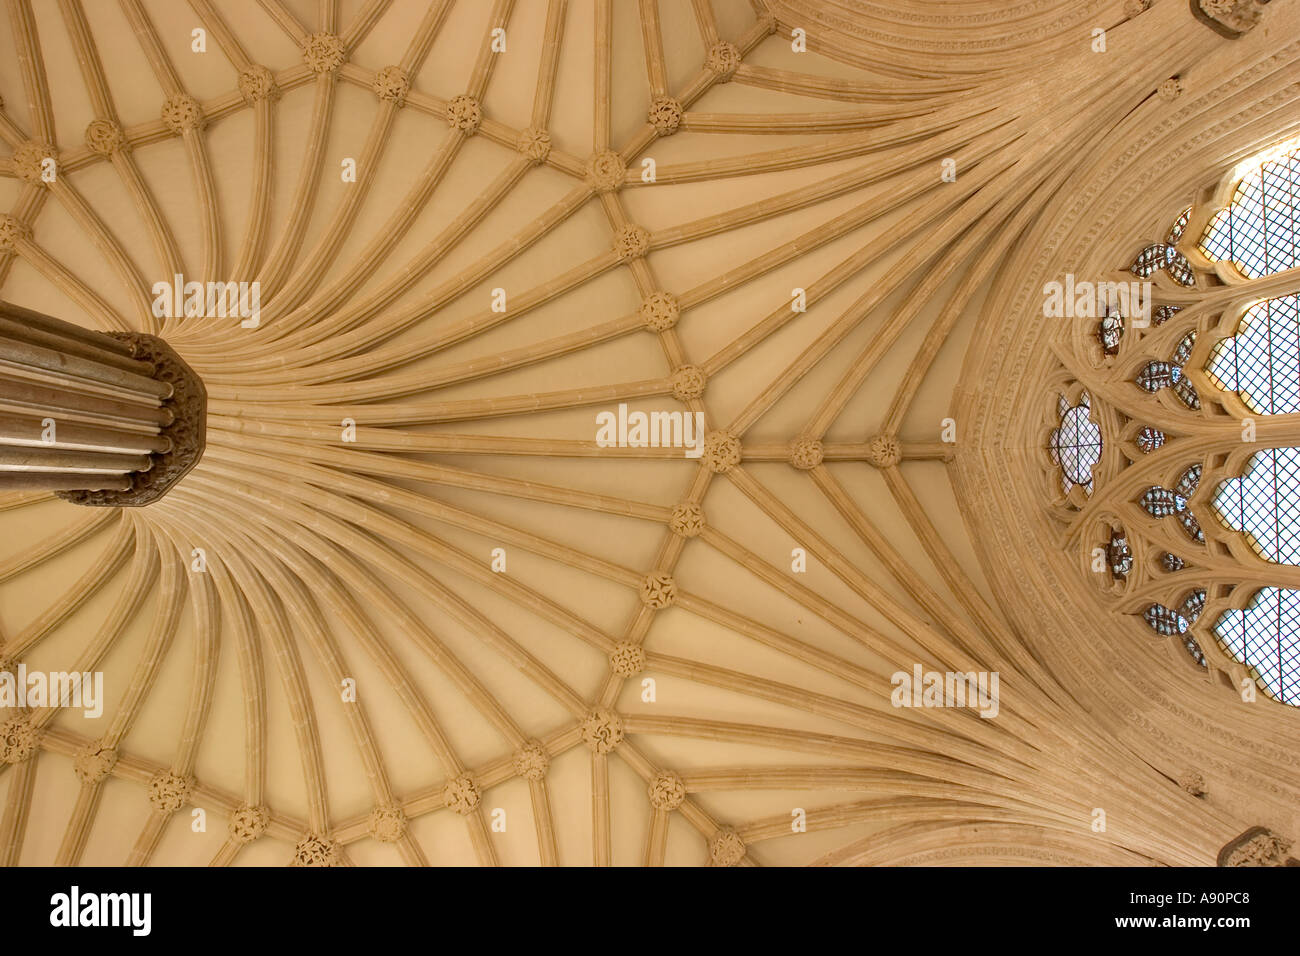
top-left (57, 333), bottom-right (206, 507)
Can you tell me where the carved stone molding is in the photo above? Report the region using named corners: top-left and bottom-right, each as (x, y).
top-left (57, 333), bottom-right (206, 508)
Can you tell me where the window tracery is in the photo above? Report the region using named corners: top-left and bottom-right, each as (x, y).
top-left (1141, 464), bottom-right (1205, 544)
top-left (1131, 206), bottom-right (1197, 286)
top-left (1052, 144), bottom-right (1300, 707)
top-left (1136, 331), bottom-right (1200, 409)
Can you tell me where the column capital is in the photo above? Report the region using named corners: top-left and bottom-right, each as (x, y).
top-left (56, 332), bottom-right (205, 507)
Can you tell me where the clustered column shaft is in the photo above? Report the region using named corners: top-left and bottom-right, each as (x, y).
top-left (0, 301), bottom-right (203, 503)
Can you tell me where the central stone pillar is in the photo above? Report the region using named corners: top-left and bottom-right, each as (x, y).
top-left (0, 301), bottom-right (205, 505)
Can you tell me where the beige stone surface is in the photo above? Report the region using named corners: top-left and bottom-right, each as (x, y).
top-left (0, 0), bottom-right (1296, 866)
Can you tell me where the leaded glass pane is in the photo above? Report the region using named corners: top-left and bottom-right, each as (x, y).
top-left (1050, 399), bottom-right (1102, 492)
top-left (1214, 588), bottom-right (1300, 704)
top-left (1199, 148), bottom-right (1300, 278)
top-left (1206, 295), bottom-right (1300, 414)
top-left (1213, 447), bottom-right (1300, 564)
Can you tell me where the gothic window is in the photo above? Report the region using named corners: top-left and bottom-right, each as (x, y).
top-left (1132, 207), bottom-right (1197, 286)
top-left (1107, 529), bottom-right (1133, 581)
top-left (1064, 143), bottom-right (1300, 709)
top-left (1144, 588), bottom-right (1206, 636)
top-left (1049, 394), bottom-right (1101, 495)
top-left (1213, 588), bottom-right (1300, 705)
top-left (1136, 331), bottom-right (1200, 409)
top-left (1199, 147), bottom-right (1300, 278)
top-left (1206, 295), bottom-right (1300, 414)
top-left (1141, 465), bottom-right (1205, 544)
top-left (1136, 426), bottom-right (1165, 453)
top-left (1212, 447), bottom-right (1300, 564)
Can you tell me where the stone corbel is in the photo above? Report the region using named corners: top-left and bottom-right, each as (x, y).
top-left (1216, 826), bottom-right (1299, 866)
top-left (1191, 0), bottom-right (1271, 38)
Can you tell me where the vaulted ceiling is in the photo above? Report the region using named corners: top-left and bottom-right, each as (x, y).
top-left (1, 0), bottom-right (1297, 866)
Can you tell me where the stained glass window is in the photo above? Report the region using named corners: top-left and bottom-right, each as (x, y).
top-left (1145, 588), bottom-right (1205, 636)
top-left (1136, 333), bottom-right (1200, 409)
top-left (1137, 426), bottom-right (1165, 453)
top-left (1132, 243), bottom-right (1196, 286)
top-left (1049, 394), bottom-right (1102, 495)
top-left (1197, 144), bottom-right (1300, 707)
top-left (1141, 465), bottom-right (1205, 544)
top-left (1091, 158), bottom-right (1300, 707)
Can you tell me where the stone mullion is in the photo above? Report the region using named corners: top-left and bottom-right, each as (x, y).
top-left (1193, 562), bottom-right (1300, 695)
top-left (1108, 429), bottom-right (1300, 584)
top-left (1070, 197), bottom-right (1300, 690)
top-left (1062, 421), bottom-right (1289, 547)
